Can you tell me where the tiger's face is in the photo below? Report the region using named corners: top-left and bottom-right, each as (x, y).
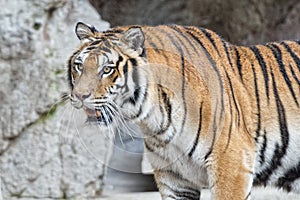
top-left (68, 22), bottom-right (147, 125)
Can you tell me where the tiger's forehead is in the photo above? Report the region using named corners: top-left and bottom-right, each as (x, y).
top-left (97, 50), bottom-right (119, 65)
top-left (75, 44), bottom-right (119, 66)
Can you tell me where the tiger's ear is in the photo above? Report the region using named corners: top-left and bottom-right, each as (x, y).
top-left (75, 22), bottom-right (98, 41)
top-left (121, 27), bottom-right (145, 55)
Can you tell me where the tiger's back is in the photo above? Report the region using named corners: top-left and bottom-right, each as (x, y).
top-left (68, 23), bottom-right (300, 199)
top-left (143, 25), bottom-right (300, 197)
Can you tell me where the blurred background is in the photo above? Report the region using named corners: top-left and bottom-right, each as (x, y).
top-left (0, 0), bottom-right (300, 199)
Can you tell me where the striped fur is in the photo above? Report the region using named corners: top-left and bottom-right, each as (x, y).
top-left (68, 22), bottom-right (300, 200)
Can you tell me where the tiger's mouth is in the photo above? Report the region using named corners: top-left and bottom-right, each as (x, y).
top-left (84, 107), bottom-right (113, 125)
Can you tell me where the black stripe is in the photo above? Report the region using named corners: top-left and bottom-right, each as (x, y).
top-left (116, 61), bottom-right (128, 91)
top-left (223, 41), bottom-right (235, 72)
top-left (149, 134), bottom-right (172, 148)
top-left (289, 63), bottom-right (300, 86)
top-left (145, 32), bottom-right (161, 53)
top-left (188, 102), bottom-right (203, 157)
top-left (172, 190), bottom-right (200, 200)
top-left (157, 85), bottom-right (165, 130)
top-left (272, 69), bottom-right (289, 157)
top-left (112, 75), bottom-right (118, 83)
top-left (129, 58), bottom-right (138, 66)
top-left (98, 46), bottom-right (112, 54)
top-left (254, 143), bottom-right (281, 186)
top-left (144, 137), bottom-right (170, 158)
top-left (157, 27), bottom-right (187, 134)
top-left (250, 46), bottom-right (270, 102)
top-left (147, 39), bottom-right (160, 52)
top-left (159, 169), bottom-right (193, 184)
top-left (225, 88), bottom-right (233, 150)
top-left (225, 70), bottom-right (241, 126)
top-left (116, 56), bottom-right (123, 67)
top-left (170, 26), bottom-right (197, 63)
top-left (102, 29), bottom-right (123, 34)
top-left (103, 40), bottom-right (112, 48)
top-left (184, 27), bottom-right (225, 130)
top-left (184, 27), bottom-right (224, 104)
top-left (258, 130), bottom-right (267, 165)
top-left (67, 50), bottom-right (81, 89)
top-left (128, 88), bottom-right (140, 105)
top-left (251, 63), bottom-right (261, 141)
top-left (254, 70), bottom-right (289, 186)
top-left (276, 160), bottom-right (300, 192)
top-left (204, 102), bottom-right (220, 161)
top-left (181, 186), bottom-right (201, 197)
top-left (204, 149), bottom-right (212, 160)
top-left (156, 85), bottom-right (172, 135)
top-left (132, 105), bottom-right (143, 119)
top-left (86, 46), bottom-right (96, 51)
top-left (166, 194), bottom-right (176, 199)
top-left (234, 47), bottom-right (243, 82)
top-left (67, 57), bottom-right (74, 89)
top-left (146, 29), bottom-right (170, 63)
top-left (200, 28), bottom-right (220, 55)
top-left (267, 43), bottom-right (299, 107)
top-left (159, 182), bottom-right (200, 200)
top-left (123, 61), bottom-right (128, 74)
top-left (90, 40), bottom-right (102, 46)
top-left (118, 61), bottom-right (129, 93)
top-left (281, 41), bottom-right (300, 73)
top-left (245, 192), bottom-right (251, 200)
top-left (130, 83), bottom-right (148, 119)
top-left (128, 58), bottom-right (140, 105)
top-left (144, 140), bottom-right (155, 152)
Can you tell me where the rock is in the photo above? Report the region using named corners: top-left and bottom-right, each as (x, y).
top-left (0, 0), bottom-right (112, 199)
top-left (89, 0), bottom-right (300, 45)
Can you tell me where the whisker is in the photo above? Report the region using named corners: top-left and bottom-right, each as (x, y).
top-left (103, 106), bottom-right (124, 146)
top-left (72, 110), bottom-right (106, 164)
top-left (65, 106), bottom-right (75, 141)
top-left (106, 104), bottom-right (135, 142)
top-left (101, 106), bottom-right (121, 146)
top-left (108, 100), bottom-right (137, 119)
top-left (107, 101), bottom-right (139, 137)
top-left (46, 93), bottom-right (70, 118)
top-left (57, 103), bottom-right (72, 142)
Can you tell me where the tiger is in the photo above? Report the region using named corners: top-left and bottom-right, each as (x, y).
top-left (67, 22), bottom-right (300, 200)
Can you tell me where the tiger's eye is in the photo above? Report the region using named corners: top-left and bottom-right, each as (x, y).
top-left (103, 66), bottom-right (112, 74)
top-left (78, 65), bottom-right (83, 70)
top-left (74, 64), bottom-right (83, 72)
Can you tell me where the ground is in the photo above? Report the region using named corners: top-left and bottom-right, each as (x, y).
top-left (100, 188), bottom-right (300, 200)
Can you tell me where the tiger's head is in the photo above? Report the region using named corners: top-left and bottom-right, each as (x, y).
top-left (68, 22), bottom-right (148, 126)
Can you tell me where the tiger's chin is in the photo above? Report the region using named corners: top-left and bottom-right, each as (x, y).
top-left (83, 107), bottom-right (114, 126)
top-left (85, 116), bottom-right (113, 126)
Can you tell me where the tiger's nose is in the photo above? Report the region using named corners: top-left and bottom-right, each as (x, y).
top-left (75, 92), bottom-right (91, 101)
top-left (81, 93), bottom-right (91, 100)
top-left (71, 92), bottom-right (91, 109)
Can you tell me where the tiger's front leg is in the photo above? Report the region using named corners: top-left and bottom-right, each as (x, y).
top-left (154, 169), bottom-right (201, 200)
top-left (206, 130), bottom-right (256, 200)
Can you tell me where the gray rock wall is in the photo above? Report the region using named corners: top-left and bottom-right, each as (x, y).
top-left (0, 0), bottom-right (112, 199)
top-left (90, 0), bottom-right (300, 45)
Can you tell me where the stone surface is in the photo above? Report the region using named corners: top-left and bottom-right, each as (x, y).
top-left (5, 189), bottom-right (300, 200)
top-left (90, 0), bottom-right (300, 45)
top-left (0, 0), bottom-right (111, 199)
